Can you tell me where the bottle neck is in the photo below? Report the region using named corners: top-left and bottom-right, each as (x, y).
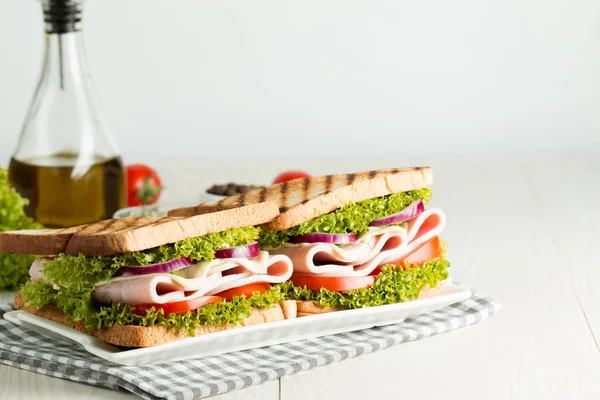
top-left (42, 32), bottom-right (88, 91)
top-left (41, 0), bottom-right (87, 90)
top-left (43, 0), bottom-right (83, 34)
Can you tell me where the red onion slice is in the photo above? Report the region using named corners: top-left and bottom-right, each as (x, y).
top-left (115, 257), bottom-right (194, 277)
top-left (290, 233), bottom-right (357, 244)
top-left (369, 200), bottom-right (424, 227)
top-left (215, 242), bottom-right (260, 259)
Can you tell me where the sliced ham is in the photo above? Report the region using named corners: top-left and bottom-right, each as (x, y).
top-left (271, 225), bottom-right (408, 277)
top-left (91, 251), bottom-right (293, 305)
top-left (405, 208), bottom-right (446, 253)
top-left (271, 208), bottom-right (446, 277)
top-left (30, 257), bottom-right (52, 283)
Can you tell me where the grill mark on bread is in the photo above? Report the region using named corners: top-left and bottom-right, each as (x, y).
top-left (101, 219), bottom-right (142, 234)
top-left (57, 225), bottom-right (86, 234)
top-left (237, 192), bottom-right (247, 208)
top-left (346, 173), bottom-right (356, 186)
top-left (98, 219), bottom-right (118, 232)
top-left (130, 219), bottom-right (174, 231)
top-left (85, 218), bottom-right (118, 233)
top-left (79, 218), bottom-right (118, 234)
top-left (325, 175), bottom-right (333, 192)
top-left (302, 178), bottom-right (310, 200)
top-left (75, 222), bottom-right (99, 234)
top-left (97, 217), bottom-right (166, 235)
top-left (280, 182), bottom-right (289, 209)
top-left (258, 187), bottom-right (267, 203)
top-left (369, 170), bottom-right (377, 179)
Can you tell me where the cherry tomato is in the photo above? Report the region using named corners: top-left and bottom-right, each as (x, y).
top-left (126, 164), bottom-right (163, 206)
top-left (216, 282), bottom-right (271, 301)
top-left (290, 274), bottom-right (375, 292)
top-left (272, 170), bottom-right (311, 184)
top-left (129, 296), bottom-right (222, 316)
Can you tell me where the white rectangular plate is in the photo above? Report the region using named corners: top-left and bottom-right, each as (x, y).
top-left (4, 282), bottom-right (471, 366)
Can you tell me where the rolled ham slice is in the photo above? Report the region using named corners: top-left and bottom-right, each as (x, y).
top-left (271, 208), bottom-right (446, 277)
top-left (30, 257), bottom-right (52, 283)
top-left (271, 226), bottom-right (408, 277)
top-left (405, 208), bottom-right (446, 254)
top-left (91, 251), bottom-right (293, 305)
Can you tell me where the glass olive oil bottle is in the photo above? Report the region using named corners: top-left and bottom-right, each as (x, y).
top-left (9, 0), bottom-right (126, 228)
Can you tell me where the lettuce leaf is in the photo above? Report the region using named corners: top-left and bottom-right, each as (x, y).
top-left (258, 188), bottom-right (432, 248)
top-left (21, 280), bottom-right (287, 333)
top-left (280, 258), bottom-right (450, 309)
top-left (0, 167), bottom-right (43, 291)
top-left (20, 225), bottom-right (262, 331)
top-left (110, 226), bottom-right (260, 267)
top-left (40, 226), bottom-right (260, 290)
top-left (20, 258), bottom-right (449, 332)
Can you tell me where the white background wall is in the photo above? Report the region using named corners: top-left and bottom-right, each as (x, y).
top-left (1, 0), bottom-right (599, 165)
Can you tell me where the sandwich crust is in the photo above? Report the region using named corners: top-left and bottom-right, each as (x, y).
top-left (14, 293), bottom-right (297, 348)
top-left (0, 226), bottom-right (87, 256)
top-left (0, 202), bottom-right (280, 256)
top-left (168, 167), bottom-right (433, 231)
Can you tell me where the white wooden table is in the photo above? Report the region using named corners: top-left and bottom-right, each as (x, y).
top-left (2, 156), bottom-right (599, 399)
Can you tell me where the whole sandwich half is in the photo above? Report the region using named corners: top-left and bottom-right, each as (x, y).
top-left (0, 203), bottom-right (299, 347)
top-left (169, 167), bottom-right (450, 317)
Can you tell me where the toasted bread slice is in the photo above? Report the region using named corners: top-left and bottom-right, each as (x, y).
top-left (14, 293), bottom-right (298, 347)
top-left (0, 226), bottom-right (87, 255)
top-left (0, 202), bottom-right (279, 256)
top-left (296, 301), bottom-right (341, 315)
top-left (168, 167), bottom-right (433, 231)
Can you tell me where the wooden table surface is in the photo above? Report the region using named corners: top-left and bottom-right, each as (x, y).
top-left (1, 156), bottom-right (599, 399)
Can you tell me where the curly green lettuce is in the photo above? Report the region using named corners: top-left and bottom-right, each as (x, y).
top-left (0, 167), bottom-right (43, 291)
top-left (21, 259), bottom-right (449, 332)
top-left (258, 188), bottom-right (432, 248)
top-left (40, 226), bottom-right (260, 291)
top-left (21, 281), bottom-right (287, 334)
top-left (20, 225), bottom-right (267, 331)
top-left (280, 258), bottom-right (450, 309)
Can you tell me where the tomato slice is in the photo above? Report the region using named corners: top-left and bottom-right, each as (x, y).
top-left (369, 236), bottom-right (444, 276)
top-left (216, 282), bottom-right (271, 301)
top-left (129, 296), bottom-right (223, 316)
top-left (290, 274), bottom-right (375, 292)
top-left (399, 236), bottom-right (443, 266)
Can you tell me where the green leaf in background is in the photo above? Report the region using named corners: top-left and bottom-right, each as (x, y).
top-left (0, 167), bottom-right (43, 291)
top-left (258, 188), bottom-right (432, 248)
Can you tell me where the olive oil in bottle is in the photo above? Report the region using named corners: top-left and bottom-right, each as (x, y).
top-left (8, 153), bottom-right (125, 228)
top-left (9, 1), bottom-right (126, 228)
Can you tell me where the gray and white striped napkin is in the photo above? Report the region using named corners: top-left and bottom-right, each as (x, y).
top-left (0, 291), bottom-right (500, 400)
